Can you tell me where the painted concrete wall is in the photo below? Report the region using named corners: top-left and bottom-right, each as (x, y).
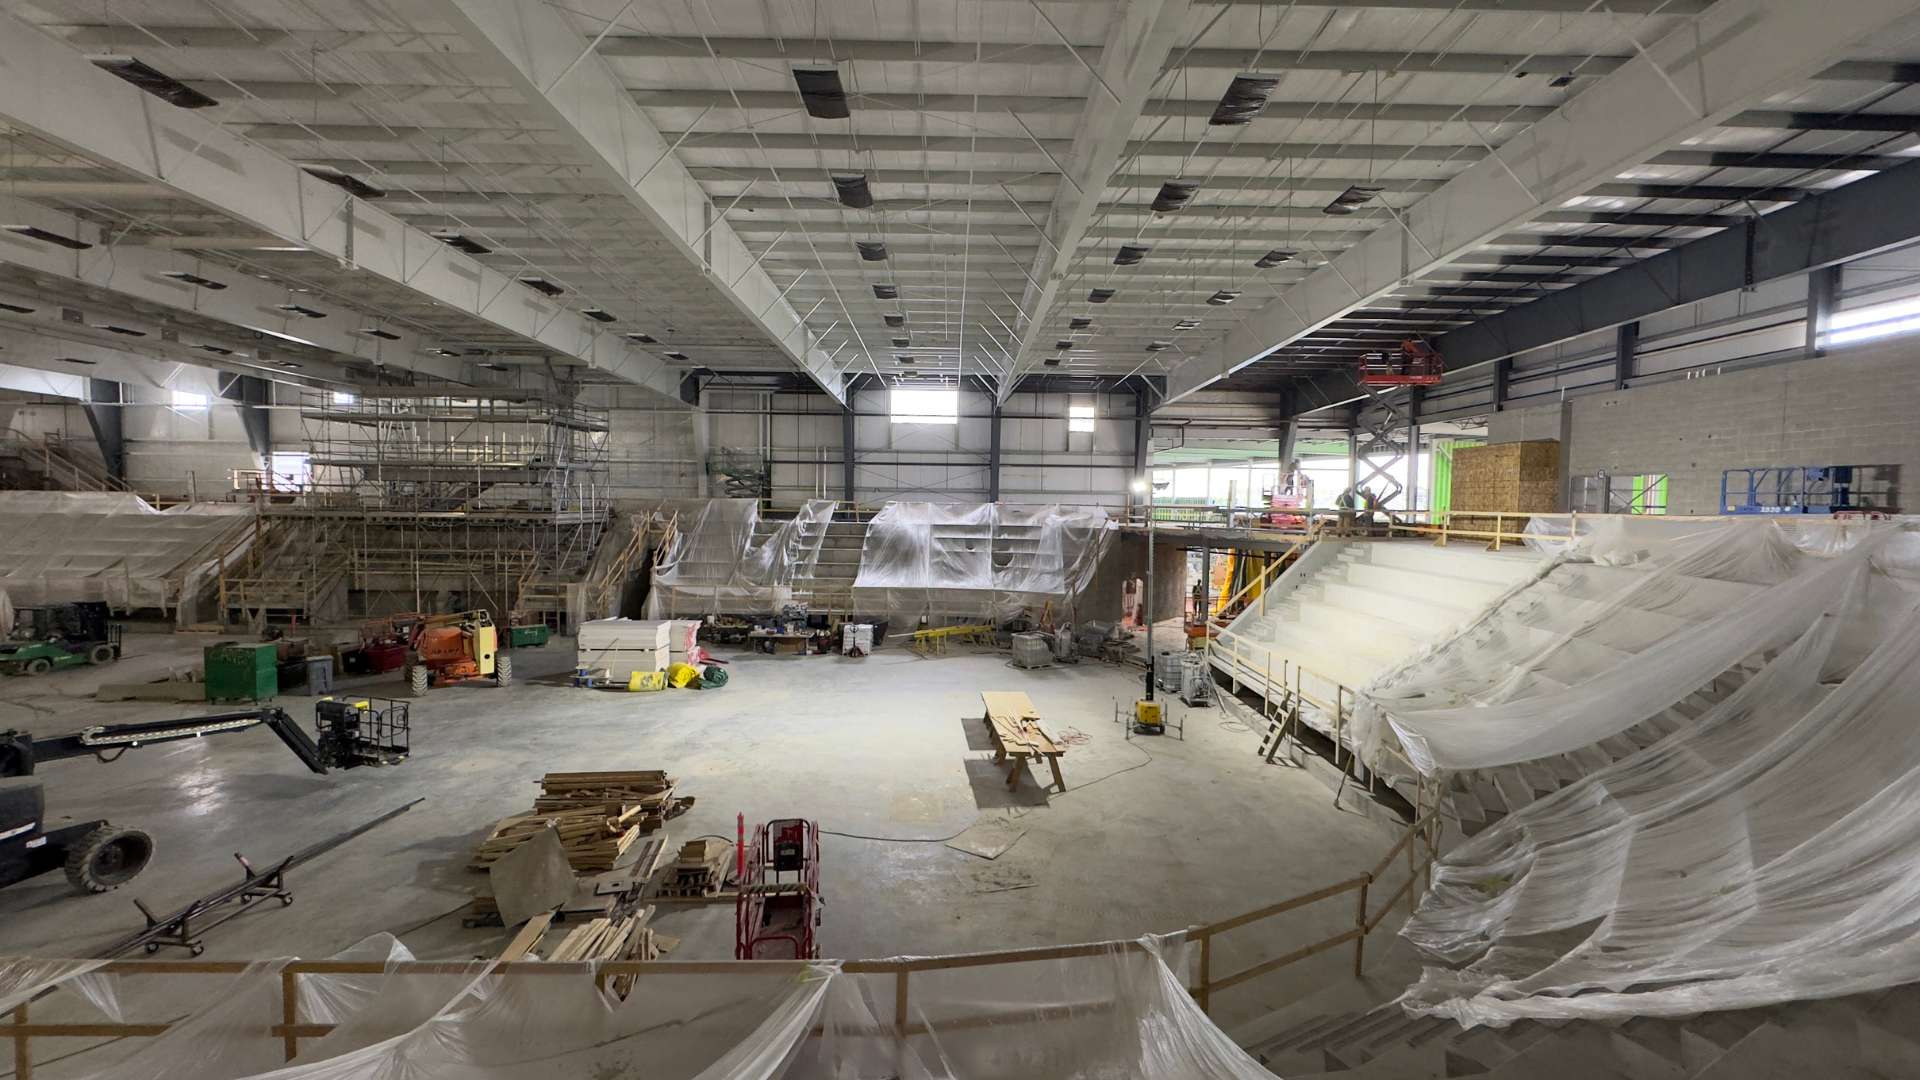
top-left (1489, 336), bottom-right (1920, 515)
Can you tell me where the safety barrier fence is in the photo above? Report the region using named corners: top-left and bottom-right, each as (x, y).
top-left (4, 811), bottom-right (1439, 1077)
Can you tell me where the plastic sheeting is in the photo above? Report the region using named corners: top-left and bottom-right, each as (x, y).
top-left (0, 491), bottom-right (253, 625)
top-left (850, 502), bottom-right (1111, 625)
top-left (645, 498), bottom-right (836, 617)
top-left (5, 933), bottom-right (1272, 1078)
top-left (1385, 518), bottom-right (1920, 1026)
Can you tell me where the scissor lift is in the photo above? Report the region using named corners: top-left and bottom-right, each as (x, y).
top-left (733, 816), bottom-right (821, 960)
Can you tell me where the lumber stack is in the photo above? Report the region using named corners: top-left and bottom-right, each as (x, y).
top-left (1450, 440), bottom-right (1561, 513)
top-left (471, 770), bottom-right (689, 872)
top-left (665, 838), bottom-right (733, 896)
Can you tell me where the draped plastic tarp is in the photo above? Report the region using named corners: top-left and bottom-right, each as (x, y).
top-left (644, 498), bottom-right (836, 617)
top-left (0, 491), bottom-right (253, 626)
top-left (1375, 518), bottom-right (1920, 1026)
top-left (4, 933), bottom-right (1272, 1078)
top-left (850, 501), bottom-right (1112, 625)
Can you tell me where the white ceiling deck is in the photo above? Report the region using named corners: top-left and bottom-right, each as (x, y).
top-left (2, 0), bottom-right (1918, 404)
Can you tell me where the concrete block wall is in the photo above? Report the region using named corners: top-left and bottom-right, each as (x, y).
top-left (1489, 337), bottom-right (1920, 515)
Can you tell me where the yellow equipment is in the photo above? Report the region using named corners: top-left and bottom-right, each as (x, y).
top-left (402, 611), bottom-right (510, 695)
top-left (1133, 699), bottom-right (1165, 734)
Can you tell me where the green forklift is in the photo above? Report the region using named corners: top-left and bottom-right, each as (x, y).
top-left (0, 602), bottom-right (124, 676)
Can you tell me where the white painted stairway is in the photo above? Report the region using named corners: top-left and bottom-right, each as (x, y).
top-left (1212, 540), bottom-right (1542, 743)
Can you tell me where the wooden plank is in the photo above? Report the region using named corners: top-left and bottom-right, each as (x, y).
top-left (498, 911), bottom-right (556, 961)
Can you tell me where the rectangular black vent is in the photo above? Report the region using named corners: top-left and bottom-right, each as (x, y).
top-left (87, 55), bottom-right (217, 108)
top-left (1211, 73), bottom-right (1278, 126)
top-left (793, 67), bottom-right (850, 119)
top-left (358, 327), bottom-right (401, 340)
top-left (1207, 290), bottom-right (1240, 306)
top-left (891, 336), bottom-right (910, 347)
top-left (1042, 357), bottom-right (1062, 367)
top-left (1113, 243), bottom-right (1150, 266)
top-left (194, 344), bottom-right (235, 356)
top-left (1146, 340), bottom-right (1171, 352)
top-left (434, 232), bottom-right (491, 255)
top-left (427, 348), bottom-right (461, 357)
top-left (624, 332), bottom-right (658, 343)
top-left (0, 302), bottom-right (33, 314)
top-left (856, 240), bottom-right (888, 261)
top-left (582, 308), bottom-right (616, 323)
top-left (895, 354), bottom-right (915, 364)
top-left (301, 164), bottom-right (385, 199)
top-left (519, 276), bottom-right (564, 297)
top-left (1069, 317), bottom-right (1092, 329)
top-left (163, 271), bottom-right (226, 290)
top-left (831, 173), bottom-right (874, 209)
top-left (1088, 287), bottom-right (1115, 303)
top-left (1254, 249), bottom-right (1296, 268)
top-left (882, 313), bottom-right (905, 328)
top-left (664, 351), bottom-right (690, 361)
top-left (54, 356), bottom-right (96, 365)
top-left (100, 324), bottom-right (146, 336)
top-left (1549, 74), bottom-right (1576, 88)
top-left (872, 284), bottom-right (899, 300)
top-left (1173, 318), bottom-right (1200, 330)
top-left (1054, 339), bottom-right (1073, 350)
top-left (276, 304), bottom-right (326, 319)
top-left (1324, 184), bottom-right (1384, 216)
top-left (1151, 179), bottom-right (1200, 213)
top-left (4, 226), bottom-right (92, 251)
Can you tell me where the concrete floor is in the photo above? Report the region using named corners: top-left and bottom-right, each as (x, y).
top-left (0, 628), bottom-right (1400, 1031)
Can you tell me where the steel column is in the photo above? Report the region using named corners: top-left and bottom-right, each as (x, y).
top-left (1614, 321), bottom-right (1640, 391)
top-left (842, 405), bottom-right (857, 505)
top-left (80, 378), bottom-right (125, 484)
top-left (988, 403), bottom-right (1003, 503)
top-left (1807, 265), bottom-right (1843, 358)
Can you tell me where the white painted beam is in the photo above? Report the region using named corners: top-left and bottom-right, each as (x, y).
top-left (1000, 0), bottom-right (1193, 402)
top-left (0, 8), bottom-right (686, 406)
top-left (1164, 0), bottom-right (1920, 402)
top-left (431, 0), bottom-right (850, 404)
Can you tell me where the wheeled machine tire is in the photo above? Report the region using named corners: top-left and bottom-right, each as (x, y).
top-left (494, 654), bottom-right (513, 687)
top-left (407, 665), bottom-right (430, 695)
top-left (24, 657), bottom-right (51, 675)
top-left (64, 824), bottom-right (155, 893)
top-left (87, 643), bottom-right (117, 665)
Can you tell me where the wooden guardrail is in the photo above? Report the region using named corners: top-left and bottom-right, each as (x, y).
top-left (3, 809), bottom-right (1442, 1076)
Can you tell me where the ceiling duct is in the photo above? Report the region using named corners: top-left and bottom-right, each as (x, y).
top-left (582, 308), bottom-right (615, 323)
top-left (275, 303), bottom-right (326, 319)
top-left (1151, 179), bottom-right (1201, 213)
top-left (87, 55), bottom-right (216, 108)
top-left (1088, 288), bottom-right (1116, 304)
top-left (1324, 184), bottom-right (1385, 215)
top-left (1069, 317), bottom-right (1092, 329)
top-left (793, 67), bottom-right (851, 119)
top-left (1146, 340), bottom-right (1171, 352)
top-left (519, 276), bottom-right (565, 297)
top-left (891, 336), bottom-right (911, 347)
top-left (872, 284), bottom-right (899, 300)
top-left (1210, 74), bottom-right (1278, 126)
top-left (895, 354), bottom-right (915, 364)
top-left (1043, 357), bottom-right (1063, 367)
top-left (664, 351), bottom-right (690, 361)
top-left (1113, 243), bottom-right (1151, 266)
top-left (856, 240), bottom-right (889, 261)
top-left (357, 328), bottom-right (401, 340)
top-left (1254, 249), bottom-right (1296, 268)
top-left (1207, 290), bottom-right (1240, 306)
top-left (1173, 318), bottom-right (1200, 330)
top-left (882, 313), bottom-right (906, 328)
top-left (301, 164), bottom-right (385, 200)
top-left (1054, 339), bottom-right (1074, 350)
top-left (624, 332), bottom-right (657, 343)
top-left (831, 173), bottom-right (875, 209)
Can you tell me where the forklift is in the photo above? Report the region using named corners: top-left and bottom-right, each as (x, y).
top-left (0, 708), bottom-right (329, 894)
top-left (399, 610), bottom-right (512, 695)
top-left (0, 602), bottom-right (124, 676)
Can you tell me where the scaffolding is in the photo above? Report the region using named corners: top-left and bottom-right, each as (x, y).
top-left (221, 387), bottom-right (614, 626)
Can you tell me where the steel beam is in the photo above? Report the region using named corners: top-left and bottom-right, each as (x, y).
top-left (0, 9), bottom-right (683, 404)
top-left (81, 378), bottom-right (126, 483)
top-left (434, 0), bottom-right (849, 404)
top-left (988, 402), bottom-right (1003, 503)
top-left (1164, 0), bottom-right (1920, 406)
top-left (842, 405), bottom-right (857, 505)
top-left (1001, 0), bottom-right (1193, 403)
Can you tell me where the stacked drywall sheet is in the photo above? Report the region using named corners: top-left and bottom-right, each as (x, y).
top-left (577, 618), bottom-right (669, 679)
top-left (667, 620), bottom-right (701, 666)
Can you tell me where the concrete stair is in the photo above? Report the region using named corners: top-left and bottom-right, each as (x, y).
top-left (1238, 946), bottom-right (1920, 1080)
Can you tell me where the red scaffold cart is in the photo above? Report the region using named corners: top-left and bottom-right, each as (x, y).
top-left (734, 815), bottom-right (822, 960)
